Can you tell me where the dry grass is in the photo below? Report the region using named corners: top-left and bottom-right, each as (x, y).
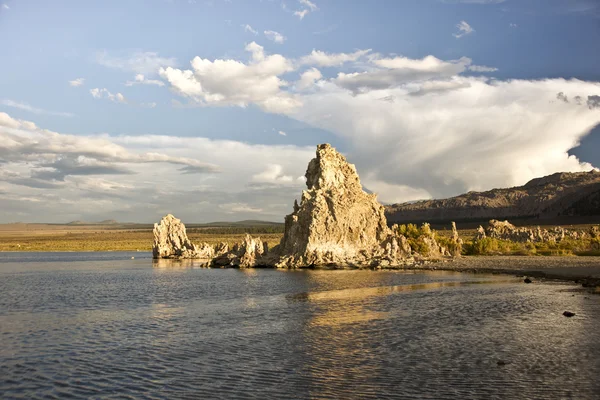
top-left (0, 225), bottom-right (283, 252)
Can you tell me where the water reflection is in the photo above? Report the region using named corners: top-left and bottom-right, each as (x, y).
top-left (152, 258), bottom-right (211, 269)
top-left (2, 256), bottom-right (600, 399)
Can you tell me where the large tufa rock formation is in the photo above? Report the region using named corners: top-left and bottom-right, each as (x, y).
top-left (276, 143), bottom-right (414, 267)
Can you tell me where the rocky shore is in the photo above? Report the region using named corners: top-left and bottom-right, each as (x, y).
top-left (423, 256), bottom-right (600, 288)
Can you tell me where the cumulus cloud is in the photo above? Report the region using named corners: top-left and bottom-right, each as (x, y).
top-left (335, 56), bottom-right (472, 93)
top-left (453, 20), bottom-right (475, 38)
top-left (125, 74), bottom-right (165, 87)
top-left (90, 88), bottom-right (127, 103)
top-left (1, 99), bottom-right (74, 117)
top-left (157, 46), bottom-right (600, 207)
top-left (69, 78), bottom-right (85, 87)
top-left (301, 49), bottom-right (371, 67)
top-left (296, 67), bottom-right (322, 90)
top-left (252, 164), bottom-right (294, 184)
top-left (96, 50), bottom-right (176, 75)
top-left (468, 65), bottom-right (498, 73)
top-left (159, 42), bottom-right (300, 114)
top-left (292, 79), bottom-right (600, 201)
top-left (264, 30), bottom-right (286, 43)
top-left (278, 130), bottom-right (287, 136)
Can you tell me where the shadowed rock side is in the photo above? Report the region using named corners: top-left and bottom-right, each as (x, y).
top-left (385, 170), bottom-right (600, 225)
top-left (152, 144), bottom-right (460, 268)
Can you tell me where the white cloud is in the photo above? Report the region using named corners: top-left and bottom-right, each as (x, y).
top-left (219, 203), bottom-right (263, 214)
top-left (300, 49), bottom-right (371, 67)
top-left (278, 130), bottom-right (287, 136)
top-left (89, 88), bottom-right (127, 103)
top-left (294, 9), bottom-right (309, 19)
top-left (159, 42), bottom-right (300, 114)
top-left (1, 99), bottom-right (74, 117)
top-left (510, 23), bottom-right (518, 28)
top-left (252, 164), bottom-right (294, 184)
top-left (300, 0), bottom-right (318, 11)
top-left (95, 51), bottom-right (176, 75)
top-left (453, 20), bottom-right (475, 38)
top-left (264, 30), bottom-right (286, 44)
top-left (334, 56), bottom-right (472, 93)
top-left (69, 78), bottom-right (85, 87)
top-left (468, 65), bottom-right (498, 72)
top-left (291, 78), bottom-right (600, 202)
top-left (2, 4), bottom-right (9, 10)
top-left (159, 47), bottom-right (600, 206)
top-left (125, 74), bottom-right (165, 87)
top-left (243, 24), bottom-right (258, 35)
top-left (296, 67), bottom-right (322, 90)
top-left (141, 102), bottom-right (157, 108)
top-left (0, 111), bottom-right (315, 222)
top-left (294, 0), bottom-right (317, 19)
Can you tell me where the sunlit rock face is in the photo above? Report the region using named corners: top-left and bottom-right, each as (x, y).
top-left (213, 234), bottom-right (268, 268)
top-left (152, 214), bottom-right (214, 259)
top-left (152, 215), bottom-right (268, 266)
top-left (276, 143), bottom-right (413, 268)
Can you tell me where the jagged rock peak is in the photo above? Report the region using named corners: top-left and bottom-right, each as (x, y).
top-left (305, 143), bottom-right (362, 193)
top-left (277, 143), bottom-right (408, 267)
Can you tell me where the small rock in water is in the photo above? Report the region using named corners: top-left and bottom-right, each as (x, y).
top-left (563, 311), bottom-right (576, 317)
top-left (497, 360), bottom-right (507, 366)
top-left (524, 277), bottom-right (532, 284)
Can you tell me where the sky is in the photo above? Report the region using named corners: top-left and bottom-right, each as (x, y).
top-left (1, 0), bottom-right (600, 223)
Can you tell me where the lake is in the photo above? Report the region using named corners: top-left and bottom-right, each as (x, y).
top-left (1, 252), bottom-right (599, 399)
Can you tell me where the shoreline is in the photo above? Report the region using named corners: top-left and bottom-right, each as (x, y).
top-left (418, 256), bottom-right (600, 288)
top-left (2, 250), bottom-right (599, 288)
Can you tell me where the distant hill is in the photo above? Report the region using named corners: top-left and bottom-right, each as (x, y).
top-left (188, 220), bottom-right (284, 227)
top-left (67, 219), bottom-right (122, 225)
top-left (385, 170), bottom-right (600, 227)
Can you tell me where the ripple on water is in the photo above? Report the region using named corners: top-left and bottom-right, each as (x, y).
top-left (1, 256), bottom-right (600, 399)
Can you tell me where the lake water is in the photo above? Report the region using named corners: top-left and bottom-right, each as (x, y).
top-left (1, 252), bottom-right (599, 399)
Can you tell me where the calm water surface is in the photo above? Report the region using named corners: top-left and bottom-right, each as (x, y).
top-left (1, 252), bottom-right (599, 399)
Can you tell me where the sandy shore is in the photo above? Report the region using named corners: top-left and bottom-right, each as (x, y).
top-left (423, 256), bottom-right (600, 287)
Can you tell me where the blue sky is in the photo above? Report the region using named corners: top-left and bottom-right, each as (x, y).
top-left (1, 0), bottom-right (600, 222)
